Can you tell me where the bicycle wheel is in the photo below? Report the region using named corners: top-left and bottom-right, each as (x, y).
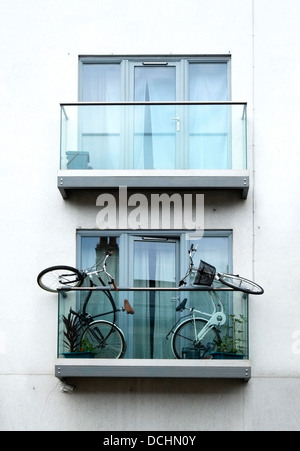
top-left (172, 318), bottom-right (220, 359)
top-left (82, 320), bottom-right (126, 359)
top-left (218, 273), bottom-right (264, 295)
top-left (37, 265), bottom-right (84, 292)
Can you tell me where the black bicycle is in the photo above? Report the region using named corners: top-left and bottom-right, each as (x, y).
top-left (38, 250), bottom-right (134, 358)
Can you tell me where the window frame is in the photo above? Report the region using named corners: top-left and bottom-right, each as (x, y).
top-left (78, 54), bottom-right (232, 102)
top-left (78, 55), bottom-right (233, 170)
top-left (76, 229), bottom-right (233, 277)
top-left (75, 229), bottom-right (234, 358)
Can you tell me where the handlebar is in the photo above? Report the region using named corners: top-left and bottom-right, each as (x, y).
top-left (109, 279), bottom-right (118, 291)
top-left (189, 243), bottom-right (198, 254)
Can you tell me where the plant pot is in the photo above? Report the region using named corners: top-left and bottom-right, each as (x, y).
top-left (62, 351), bottom-right (96, 359)
top-left (182, 347), bottom-right (201, 359)
top-left (211, 352), bottom-right (244, 360)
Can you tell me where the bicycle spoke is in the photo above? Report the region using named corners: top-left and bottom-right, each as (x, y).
top-left (87, 326), bottom-right (105, 344)
top-left (175, 331), bottom-right (195, 344)
top-left (37, 265), bottom-right (83, 292)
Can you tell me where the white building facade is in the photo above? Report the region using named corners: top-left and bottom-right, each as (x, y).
top-left (1, 0), bottom-right (300, 431)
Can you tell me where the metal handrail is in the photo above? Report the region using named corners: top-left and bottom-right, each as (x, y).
top-left (60, 101), bottom-right (247, 107)
top-left (58, 285), bottom-right (236, 292)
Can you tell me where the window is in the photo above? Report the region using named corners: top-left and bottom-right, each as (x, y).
top-left (77, 55), bottom-right (233, 171)
top-left (71, 230), bottom-right (235, 360)
top-left (79, 56), bottom-right (231, 102)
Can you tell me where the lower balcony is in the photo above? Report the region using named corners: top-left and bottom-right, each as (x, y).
top-left (55, 286), bottom-right (250, 380)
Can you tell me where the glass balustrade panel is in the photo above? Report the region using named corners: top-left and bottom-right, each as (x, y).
top-left (58, 288), bottom-right (248, 360)
top-left (60, 103), bottom-right (247, 171)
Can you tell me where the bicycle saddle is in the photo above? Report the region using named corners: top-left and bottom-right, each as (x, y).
top-left (176, 298), bottom-right (187, 311)
top-left (124, 299), bottom-right (135, 314)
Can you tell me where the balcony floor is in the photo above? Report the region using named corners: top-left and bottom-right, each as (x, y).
top-left (58, 169), bottom-right (249, 199)
top-left (55, 358), bottom-right (251, 381)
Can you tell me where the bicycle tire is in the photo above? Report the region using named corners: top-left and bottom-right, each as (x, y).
top-left (82, 320), bottom-right (126, 359)
top-left (172, 318), bottom-right (220, 359)
top-left (37, 265), bottom-right (84, 293)
top-left (218, 273), bottom-right (264, 295)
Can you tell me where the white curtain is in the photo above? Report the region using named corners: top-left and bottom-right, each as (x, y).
top-left (189, 63), bottom-right (229, 169)
top-left (81, 64), bottom-right (122, 169)
top-left (134, 66), bottom-right (177, 170)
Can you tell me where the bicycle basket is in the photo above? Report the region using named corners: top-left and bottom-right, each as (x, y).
top-left (194, 260), bottom-right (216, 286)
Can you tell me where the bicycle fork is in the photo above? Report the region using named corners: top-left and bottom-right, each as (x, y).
top-left (194, 292), bottom-right (226, 343)
top-left (192, 310), bottom-right (226, 345)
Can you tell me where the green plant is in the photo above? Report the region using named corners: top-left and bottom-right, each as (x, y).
top-left (214, 314), bottom-right (247, 355)
top-left (62, 311), bottom-right (81, 353)
top-left (62, 311), bottom-right (97, 354)
top-left (79, 338), bottom-right (97, 353)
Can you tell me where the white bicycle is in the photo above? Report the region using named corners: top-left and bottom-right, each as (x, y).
top-left (166, 244), bottom-right (263, 359)
top-left (166, 294), bottom-right (226, 359)
top-left (179, 244), bottom-right (264, 295)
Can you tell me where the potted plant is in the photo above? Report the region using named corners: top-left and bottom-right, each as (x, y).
top-left (211, 314), bottom-right (247, 359)
top-left (61, 311), bottom-right (96, 358)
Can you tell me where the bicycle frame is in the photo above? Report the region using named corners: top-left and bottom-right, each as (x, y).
top-left (63, 251), bottom-right (134, 351)
top-left (179, 244), bottom-right (197, 286)
top-left (70, 303), bottom-right (123, 327)
top-left (83, 250), bottom-right (117, 290)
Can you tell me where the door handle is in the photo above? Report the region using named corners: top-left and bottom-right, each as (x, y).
top-left (171, 117), bottom-right (180, 132)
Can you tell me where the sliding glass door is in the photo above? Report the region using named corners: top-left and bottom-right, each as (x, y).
top-left (131, 237), bottom-right (178, 359)
top-left (132, 63), bottom-right (178, 169)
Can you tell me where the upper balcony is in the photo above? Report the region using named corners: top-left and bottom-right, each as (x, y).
top-left (58, 102), bottom-right (249, 198)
